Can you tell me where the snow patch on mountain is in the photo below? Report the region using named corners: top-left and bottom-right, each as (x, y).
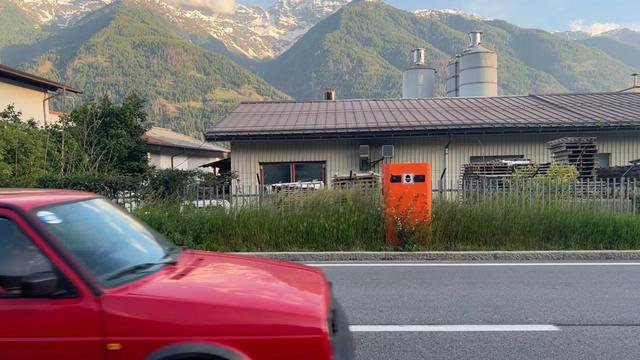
top-left (14, 0), bottom-right (114, 27)
top-left (414, 8), bottom-right (487, 21)
top-left (12, 0), bottom-right (350, 59)
top-left (569, 19), bottom-right (623, 36)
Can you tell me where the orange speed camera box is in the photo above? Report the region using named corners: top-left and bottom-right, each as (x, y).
top-left (382, 163), bottom-right (432, 246)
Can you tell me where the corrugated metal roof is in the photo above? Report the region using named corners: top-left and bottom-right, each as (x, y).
top-left (205, 92), bottom-right (640, 140)
top-left (144, 127), bottom-right (229, 154)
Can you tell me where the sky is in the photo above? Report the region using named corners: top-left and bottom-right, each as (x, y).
top-left (241, 0), bottom-right (640, 34)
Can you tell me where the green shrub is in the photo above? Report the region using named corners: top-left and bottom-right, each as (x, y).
top-left (37, 173), bottom-right (143, 198)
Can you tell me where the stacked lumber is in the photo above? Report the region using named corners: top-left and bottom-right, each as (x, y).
top-left (460, 161), bottom-right (515, 181)
top-left (597, 165), bottom-right (640, 179)
top-left (332, 172), bottom-right (380, 188)
top-left (548, 137), bottom-right (597, 179)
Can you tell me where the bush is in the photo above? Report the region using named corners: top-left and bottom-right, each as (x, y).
top-left (36, 169), bottom-right (237, 200)
top-left (37, 174), bottom-right (143, 198)
top-left (513, 162), bottom-right (579, 186)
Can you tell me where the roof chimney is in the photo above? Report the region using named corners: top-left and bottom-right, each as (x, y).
top-left (324, 88), bottom-right (336, 101)
top-left (411, 48), bottom-right (426, 66)
top-left (633, 73), bottom-right (640, 87)
top-left (469, 31), bottom-right (482, 47)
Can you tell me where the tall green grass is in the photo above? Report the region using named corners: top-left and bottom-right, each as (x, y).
top-left (134, 189), bottom-right (640, 252)
top-left (431, 200), bottom-right (640, 251)
top-left (136, 188), bottom-right (387, 251)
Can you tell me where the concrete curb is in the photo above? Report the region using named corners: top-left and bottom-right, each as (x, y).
top-left (233, 251), bottom-right (640, 262)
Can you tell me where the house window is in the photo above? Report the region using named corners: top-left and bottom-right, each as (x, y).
top-left (596, 153), bottom-right (610, 168)
top-left (295, 163), bottom-right (324, 182)
top-left (260, 162), bottom-right (326, 185)
top-left (470, 155), bottom-right (524, 163)
top-left (262, 163), bottom-right (292, 184)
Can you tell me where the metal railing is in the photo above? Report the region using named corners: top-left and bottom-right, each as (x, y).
top-left (441, 178), bottom-right (640, 214)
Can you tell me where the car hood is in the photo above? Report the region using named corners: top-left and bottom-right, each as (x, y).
top-left (102, 250), bottom-right (332, 337)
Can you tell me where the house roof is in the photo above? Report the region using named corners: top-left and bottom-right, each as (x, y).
top-left (0, 64), bottom-right (82, 94)
top-left (619, 86), bottom-right (640, 93)
top-left (143, 127), bottom-right (229, 156)
top-left (205, 92), bottom-right (640, 141)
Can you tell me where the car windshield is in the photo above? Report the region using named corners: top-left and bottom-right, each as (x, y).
top-left (34, 198), bottom-right (180, 288)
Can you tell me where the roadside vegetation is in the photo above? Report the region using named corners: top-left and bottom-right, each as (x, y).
top-left (1, 96), bottom-right (149, 188)
top-left (136, 188), bottom-right (386, 252)
top-left (1, 99), bottom-right (231, 193)
top-left (4, 102), bottom-right (639, 252)
top-left (135, 188), bottom-right (640, 252)
top-left (431, 200), bottom-right (640, 251)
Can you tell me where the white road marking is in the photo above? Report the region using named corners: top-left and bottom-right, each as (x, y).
top-left (349, 325), bottom-right (560, 332)
top-left (308, 262), bottom-right (640, 267)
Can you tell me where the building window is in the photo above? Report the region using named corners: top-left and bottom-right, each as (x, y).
top-left (596, 153), bottom-right (610, 168)
top-left (262, 163), bottom-right (292, 184)
top-left (260, 162), bottom-right (326, 185)
top-left (470, 155), bottom-right (524, 163)
top-left (295, 163), bottom-right (324, 182)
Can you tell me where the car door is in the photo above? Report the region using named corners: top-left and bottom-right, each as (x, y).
top-left (0, 209), bottom-right (103, 360)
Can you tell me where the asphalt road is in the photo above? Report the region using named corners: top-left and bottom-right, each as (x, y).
top-left (316, 262), bottom-right (640, 360)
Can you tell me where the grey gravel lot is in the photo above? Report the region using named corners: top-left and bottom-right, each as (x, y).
top-left (317, 262), bottom-right (640, 360)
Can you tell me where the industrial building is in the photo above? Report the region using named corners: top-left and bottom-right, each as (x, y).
top-left (206, 32), bottom-right (640, 189)
top-left (206, 93), bottom-right (640, 188)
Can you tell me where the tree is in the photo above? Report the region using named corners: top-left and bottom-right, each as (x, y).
top-left (64, 94), bottom-right (150, 176)
top-left (0, 105), bottom-right (47, 187)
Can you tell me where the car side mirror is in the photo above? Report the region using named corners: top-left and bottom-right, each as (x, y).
top-left (21, 271), bottom-right (59, 298)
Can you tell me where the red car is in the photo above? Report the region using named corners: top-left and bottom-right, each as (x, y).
top-left (0, 189), bottom-right (353, 360)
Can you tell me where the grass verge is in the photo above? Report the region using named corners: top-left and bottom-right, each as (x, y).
top-left (134, 190), bottom-right (640, 252)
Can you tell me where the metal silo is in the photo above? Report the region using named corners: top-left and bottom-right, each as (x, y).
top-left (402, 48), bottom-right (436, 99)
top-left (446, 55), bottom-right (459, 97)
top-left (458, 31), bottom-right (497, 97)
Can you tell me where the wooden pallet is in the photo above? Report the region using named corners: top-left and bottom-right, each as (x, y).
top-left (548, 137), bottom-right (598, 179)
top-left (597, 165), bottom-right (640, 179)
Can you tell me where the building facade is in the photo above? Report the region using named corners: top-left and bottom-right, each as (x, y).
top-left (207, 93), bottom-right (640, 189)
top-left (144, 127), bottom-right (229, 172)
top-left (0, 64), bottom-right (81, 126)
top-left (228, 132), bottom-right (639, 188)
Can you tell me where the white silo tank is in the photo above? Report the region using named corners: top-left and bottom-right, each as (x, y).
top-left (458, 31), bottom-right (497, 97)
top-left (402, 48), bottom-right (436, 99)
top-left (446, 56), bottom-right (459, 97)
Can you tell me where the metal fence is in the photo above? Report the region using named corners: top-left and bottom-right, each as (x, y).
top-left (441, 178), bottom-right (640, 214)
top-left (111, 178), bottom-right (640, 215)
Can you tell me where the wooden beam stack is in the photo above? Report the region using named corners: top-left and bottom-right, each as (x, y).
top-left (548, 137), bottom-right (597, 179)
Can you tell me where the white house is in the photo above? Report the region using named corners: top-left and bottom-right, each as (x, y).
top-left (144, 127), bottom-right (229, 172)
top-left (0, 64), bottom-right (81, 126)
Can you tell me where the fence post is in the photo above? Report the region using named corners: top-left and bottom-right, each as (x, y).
top-left (633, 178), bottom-right (640, 214)
top-left (631, 178), bottom-right (640, 214)
top-left (611, 178), bottom-right (616, 214)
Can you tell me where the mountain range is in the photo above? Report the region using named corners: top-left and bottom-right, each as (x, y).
top-left (1, 0), bottom-right (639, 135)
